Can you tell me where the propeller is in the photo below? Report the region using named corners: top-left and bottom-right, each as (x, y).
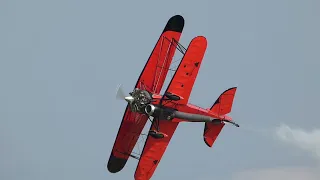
top-left (115, 84), bottom-right (134, 104)
top-left (116, 84), bottom-right (126, 100)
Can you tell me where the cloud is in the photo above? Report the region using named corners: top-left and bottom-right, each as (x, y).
top-left (231, 124), bottom-right (320, 180)
top-left (222, 123), bottom-right (320, 180)
top-left (232, 167), bottom-right (320, 180)
top-left (275, 123), bottom-right (320, 159)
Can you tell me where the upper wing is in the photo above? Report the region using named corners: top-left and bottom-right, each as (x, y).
top-left (134, 36), bottom-right (207, 180)
top-left (107, 15), bottom-right (184, 173)
top-left (165, 36), bottom-right (207, 104)
top-left (135, 15), bottom-right (185, 93)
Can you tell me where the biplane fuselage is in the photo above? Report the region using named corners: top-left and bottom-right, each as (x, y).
top-left (107, 15), bottom-right (239, 180)
top-left (150, 93), bottom-right (233, 122)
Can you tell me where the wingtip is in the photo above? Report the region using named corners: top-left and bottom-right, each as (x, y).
top-left (204, 137), bottom-right (213, 148)
top-left (228, 87), bottom-right (238, 91)
top-left (107, 154), bottom-right (127, 173)
top-left (163, 14), bottom-right (185, 33)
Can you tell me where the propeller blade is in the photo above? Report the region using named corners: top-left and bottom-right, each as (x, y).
top-left (116, 84), bottom-right (126, 100)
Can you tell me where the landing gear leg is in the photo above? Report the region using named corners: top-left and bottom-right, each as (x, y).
top-left (148, 117), bottom-right (168, 139)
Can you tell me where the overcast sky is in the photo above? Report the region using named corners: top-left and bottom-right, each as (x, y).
top-left (1, 0), bottom-right (320, 180)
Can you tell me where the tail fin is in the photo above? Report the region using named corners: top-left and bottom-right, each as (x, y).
top-left (210, 87), bottom-right (237, 116)
top-left (203, 87), bottom-right (237, 147)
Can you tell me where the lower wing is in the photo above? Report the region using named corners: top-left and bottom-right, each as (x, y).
top-left (134, 120), bottom-right (179, 180)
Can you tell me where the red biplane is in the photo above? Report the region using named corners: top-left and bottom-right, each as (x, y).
top-left (107, 15), bottom-right (239, 180)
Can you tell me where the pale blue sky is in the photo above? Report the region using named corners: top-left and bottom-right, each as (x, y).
top-left (1, 0), bottom-right (320, 180)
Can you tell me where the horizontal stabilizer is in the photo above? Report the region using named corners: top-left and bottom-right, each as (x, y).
top-left (203, 123), bottom-right (224, 147)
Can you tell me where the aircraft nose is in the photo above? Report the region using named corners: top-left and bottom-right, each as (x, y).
top-left (124, 96), bottom-right (134, 103)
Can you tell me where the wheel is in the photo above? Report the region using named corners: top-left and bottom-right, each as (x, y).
top-left (149, 130), bottom-right (165, 139)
